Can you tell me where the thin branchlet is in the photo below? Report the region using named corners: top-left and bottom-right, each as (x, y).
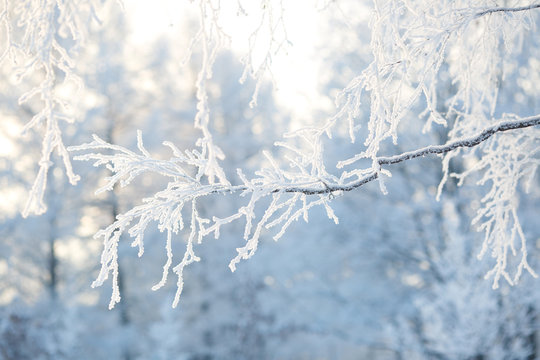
top-left (475, 3), bottom-right (540, 17)
top-left (377, 115), bottom-right (540, 165)
top-left (5, 0), bottom-right (103, 217)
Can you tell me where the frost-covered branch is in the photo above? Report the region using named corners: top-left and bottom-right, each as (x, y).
top-left (312, 0), bottom-right (540, 291)
top-left (376, 115), bottom-right (540, 166)
top-left (186, 0), bottom-right (231, 186)
top-left (69, 130), bottom-right (340, 307)
top-left (69, 113), bottom-right (540, 307)
top-left (238, 0), bottom-right (290, 107)
top-left (3, 0), bottom-right (103, 217)
top-left (324, 0), bottom-right (540, 172)
top-left (280, 115), bottom-right (540, 196)
top-left (180, 0), bottom-right (291, 186)
top-left (475, 3), bottom-right (540, 17)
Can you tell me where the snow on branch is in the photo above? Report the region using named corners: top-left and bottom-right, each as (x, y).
top-left (376, 115), bottom-right (540, 166)
top-left (186, 0), bottom-right (231, 186)
top-left (69, 129), bottom-right (341, 307)
top-left (180, 0), bottom-right (291, 187)
top-left (324, 0), bottom-right (540, 173)
top-left (3, 0), bottom-right (103, 217)
top-left (285, 115), bottom-right (540, 196)
top-left (449, 119), bottom-right (540, 289)
top-left (69, 114), bottom-right (540, 307)
top-left (308, 0), bottom-right (540, 290)
top-left (238, 0), bottom-right (290, 108)
top-left (7, 0), bottom-right (294, 220)
top-left (474, 3), bottom-right (540, 17)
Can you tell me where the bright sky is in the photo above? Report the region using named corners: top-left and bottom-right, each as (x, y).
top-left (124, 0), bottom-right (330, 122)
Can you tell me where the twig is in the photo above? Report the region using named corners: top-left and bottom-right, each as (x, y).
top-left (475, 3), bottom-right (540, 17)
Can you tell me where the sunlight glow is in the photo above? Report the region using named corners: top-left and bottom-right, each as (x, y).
top-left (124, 0), bottom-right (330, 122)
top-left (125, 0), bottom-right (187, 45)
top-left (0, 117), bottom-right (19, 156)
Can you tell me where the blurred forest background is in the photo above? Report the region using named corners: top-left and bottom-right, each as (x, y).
top-left (0, 1), bottom-right (539, 359)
